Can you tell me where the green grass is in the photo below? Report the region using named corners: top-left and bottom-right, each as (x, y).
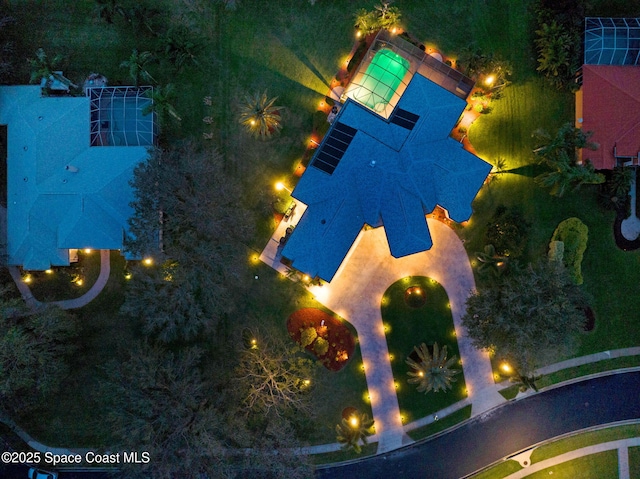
top-left (629, 446), bottom-right (640, 477)
top-left (470, 460), bottom-right (522, 479)
top-left (381, 276), bottom-right (466, 423)
top-left (498, 344), bottom-right (640, 400)
top-left (407, 404), bottom-right (472, 441)
top-left (239, 262), bottom-right (372, 445)
top-left (310, 442), bottom-right (377, 465)
top-left (531, 424), bottom-right (640, 463)
top-left (471, 424), bottom-right (640, 478)
top-left (26, 250), bottom-right (102, 301)
top-left (18, 252), bottom-right (130, 447)
top-left (526, 451), bottom-right (619, 479)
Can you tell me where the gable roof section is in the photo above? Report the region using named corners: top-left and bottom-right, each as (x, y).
top-left (0, 86), bottom-right (150, 270)
top-left (579, 65), bottom-right (640, 169)
top-left (282, 74), bottom-right (491, 281)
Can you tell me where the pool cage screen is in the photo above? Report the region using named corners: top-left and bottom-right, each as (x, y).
top-left (584, 17), bottom-right (640, 65)
top-left (344, 30), bottom-right (475, 119)
top-left (89, 86), bottom-right (157, 147)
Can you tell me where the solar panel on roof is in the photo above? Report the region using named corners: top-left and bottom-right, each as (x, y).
top-left (310, 122), bottom-right (357, 175)
top-left (390, 108), bottom-right (420, 130)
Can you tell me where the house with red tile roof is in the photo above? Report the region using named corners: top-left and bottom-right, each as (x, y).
top-left (577, 18), bottom-right (640, 168)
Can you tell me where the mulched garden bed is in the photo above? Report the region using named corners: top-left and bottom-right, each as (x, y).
top-left (287, 308), bottom-right (356, 372)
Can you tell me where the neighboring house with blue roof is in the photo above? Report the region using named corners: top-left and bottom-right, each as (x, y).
top-left (281, 41), bottom-right (491, 282)
top-left (0, 85), bottom-right (156, 270)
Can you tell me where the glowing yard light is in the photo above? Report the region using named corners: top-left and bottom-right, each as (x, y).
top-left (23, 274), bottom-right (32, 284)
top-left (275, 181), bottom-right (292, 193)
top-left (45, 269), bottom-right (53, 275)
top-left (84, 248), bottom-right (92, 254)
top-left (484, 75), bottom-right (495, 87)
top-left (143, 257), bottom-right (153, 266)
top-left (349, 415), bottom-right (359, 428)
top-left (500, 362), bottom-right (512, 374)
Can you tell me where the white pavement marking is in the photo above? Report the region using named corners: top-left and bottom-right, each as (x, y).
top-left (501, 438), bottom-right (640, 479)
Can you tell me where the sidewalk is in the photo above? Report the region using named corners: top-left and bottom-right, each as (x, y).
top-left (502, 437), bottom-right (640, 479)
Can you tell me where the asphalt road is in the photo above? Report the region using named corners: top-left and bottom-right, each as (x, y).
top-left (316, 371), bottom-right (640, 479)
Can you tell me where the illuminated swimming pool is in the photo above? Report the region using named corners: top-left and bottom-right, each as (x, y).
top-left (350, 48), bottom-right (410, 113)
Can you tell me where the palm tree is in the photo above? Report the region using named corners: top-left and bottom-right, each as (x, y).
top-left (162, 26), bottom-right (200, 70)
top-left (238, 91), bottom-right (284, 139)
top-left (335, 411), bottom-right (374, 454)
top-left (533, 123), bottom-right (604, 196)
top-left (28, 48), bottom-right (78, 89)
top-left (375, 1), bottom-right (401, 30)
top-left (608, 167), bottom-right (634, 201)
top-left (120, 49), bottom-right (156, 86)
top-left (406, 342), bottom-right (460, 394)
top-left (353, 8), bottom-right (377, 34)
top-left (143, 84), bottom-right (182, 126)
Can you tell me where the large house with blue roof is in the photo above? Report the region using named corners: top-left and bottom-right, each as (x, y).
top-left (280, 33), bottom-right (491, 282)
top-left (0, 85), bottom-right (155, 270)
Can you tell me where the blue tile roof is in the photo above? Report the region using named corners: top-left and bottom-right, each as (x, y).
top-left (0, 86), bottom-right (151, 270)
top-left (281, 73), bottom-right (491, 282)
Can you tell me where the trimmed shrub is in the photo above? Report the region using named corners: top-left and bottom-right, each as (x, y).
top-left (314, 337), bottom-right (329, 356)
top-left (300, 327), bottom-right (317, 347)
top-left (551, 217), bottom-right (588, 284)
top-left (485, 205), bottom-right (531, 258)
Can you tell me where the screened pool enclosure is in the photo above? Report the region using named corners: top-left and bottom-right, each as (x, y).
top-left (89, 86), bottom-right (157, 147)
top-left (584, 17), bottom-right (640, 65)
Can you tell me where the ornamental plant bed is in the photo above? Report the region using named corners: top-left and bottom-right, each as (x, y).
top-left (287, 308), bottom-right (355, 372)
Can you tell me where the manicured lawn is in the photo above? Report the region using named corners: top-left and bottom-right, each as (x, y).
top-left (525, 451), bottom-right (618, 479)
top-left (381, 276), bottom-right (466, 423)
top-left (630, 446), bottom-right (640, 477)
top-left (18, 252), bottom-right (130, 447)
top-left (240, 263), bottom-right (372, 446)
top-left (26, 250), bottom-right (102, 301)
top-left (407, 405), bottom-right (472, 441)
top-left (531, 424), bottom-right (640, 463)
top-left (471, 424), bottom-right (640, 478)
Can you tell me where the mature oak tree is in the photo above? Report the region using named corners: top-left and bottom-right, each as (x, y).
top-left (104, 343), bottom-right (225, 479)
top-left (235, 330), bottom-right (316, 419)
top-left (462, 260), bottom-right (588, 375)
top-left (0, 286), bottom-right (78, 414)
top-left (124, 142), bottom-right (253, 343)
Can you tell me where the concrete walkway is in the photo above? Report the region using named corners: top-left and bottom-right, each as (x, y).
top-left (502, 437), bottom-right (640, 479)
top-left (7, 250), bottom-right (111, 311)
top-left (302, 219), bottom-right (505, 453)
top-left (621, 168), bottom-right (640, 241)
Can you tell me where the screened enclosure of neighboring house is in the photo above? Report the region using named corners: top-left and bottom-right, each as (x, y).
top-left (584, 17), bottom-right (640, 65)
top-left (89, 86), bottom-right (157, 147)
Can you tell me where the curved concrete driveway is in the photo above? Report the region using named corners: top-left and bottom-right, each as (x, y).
top-left (8, 250), bottom-right (111, 310)
top-left (308, 219), bottom-right (505, 453)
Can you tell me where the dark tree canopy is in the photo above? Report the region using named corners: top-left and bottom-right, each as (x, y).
top-left (104, 344), bottom-right (225, 479)
top-left (462, 261), bottom-right (588, 374)
top-left (0, 287), bottom-right (78, 414)
top-left (485, 205), bottom-right (531, 258)
top-left (124, 142), bottom-right (253, 343)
